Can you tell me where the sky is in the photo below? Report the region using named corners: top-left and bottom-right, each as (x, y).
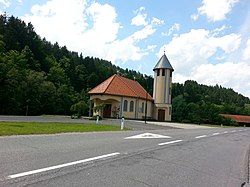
top-left (1, 0), bottom-right (250, 98)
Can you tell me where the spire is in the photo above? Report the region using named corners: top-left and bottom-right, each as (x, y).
top-left (153, 53), bottom-right (174, 71)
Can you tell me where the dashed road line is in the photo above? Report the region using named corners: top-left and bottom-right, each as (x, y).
top-left (231, 130), bottom-right (236, 132)
top-left (223, 131), bottom-right (228, 134)
top-left (6, 152), bottom-right (120, 179)
top-left (212, 132), bottom-right (220, 136)
top-left (158, 140), bottom-right (183, 146)
top-left (195, 135), bottom-right (207, 139)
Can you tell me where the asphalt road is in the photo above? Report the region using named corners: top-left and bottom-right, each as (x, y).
top-left (0, 128), bottom-right (249, 187)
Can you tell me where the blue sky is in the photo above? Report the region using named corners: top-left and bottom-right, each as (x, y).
top-left (1, 0), bottom-right (250, 97)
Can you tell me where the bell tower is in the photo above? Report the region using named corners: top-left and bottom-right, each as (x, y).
top-left (153, 52), bottom-right (174, 121)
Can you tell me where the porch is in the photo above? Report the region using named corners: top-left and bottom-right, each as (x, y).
top-left (90, 95), bottom-right (121, 118)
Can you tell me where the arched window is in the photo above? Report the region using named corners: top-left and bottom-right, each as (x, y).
top-left (141, 102), bottom-right (144, 113)
top-left (162, 69), bottom-right (165, 76)
top-left (130, 101), bottom-right (134, 112)
top-left (123, 100), bottom-right (128, 111)
top-left (157, 69), bottom-right (160, 76)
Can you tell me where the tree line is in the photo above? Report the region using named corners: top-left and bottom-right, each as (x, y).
top-left (0, 15), bottom-right (249, 124)
top-left (0, 15), bottom-right (152, 116)
top-left (172, 81), bottom-right (250, 125)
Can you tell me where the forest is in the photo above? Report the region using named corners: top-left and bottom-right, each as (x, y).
top-left (0, 15), bottom-right (249, 125)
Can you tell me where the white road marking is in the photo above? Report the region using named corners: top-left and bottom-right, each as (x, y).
top-left (7, 152), bottom-right (120, 179)
top-left (195, 135), bottom-right (207, 139)
top-left (231, 130), bottom-right (236, 132)
top-left (212, 132), bottom-right (220, 136)
top-left (125, 133), bottom-right (171, 139)
top-left (223, 131), bottom-right (228, 134)
top-left (158, 140), bottom-right (183, 146)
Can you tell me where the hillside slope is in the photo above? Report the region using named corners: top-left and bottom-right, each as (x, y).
top-left (0, 15), bottom-right (249, 124)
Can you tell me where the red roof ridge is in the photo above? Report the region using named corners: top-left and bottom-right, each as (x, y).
top-left (103, 74), bottom-right (117, 93)
top-left (88, 74), bottom-right (115, 94)
top-left (117, 75), bottom-right (153, 101)
top-left (116, 75), bottom-right (139, 97)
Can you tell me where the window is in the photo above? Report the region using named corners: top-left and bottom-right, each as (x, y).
top-left (141, 102), bottom-right (144, 113)
top-left (123, 100), bottom-right (128, 111)
top-left (170, 71), bottom-right (172, 77)
top-left (157, 69), bottom-right (160, 76)
top-left (162, 69), bottom-right (165, 76)
top-left (169, 107), bottom-right (172, 115)
top-left (129, 101), bottom-right (134, 112)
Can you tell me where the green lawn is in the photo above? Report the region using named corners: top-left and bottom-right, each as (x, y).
top-left (0, 122), bottom-right (126, 136)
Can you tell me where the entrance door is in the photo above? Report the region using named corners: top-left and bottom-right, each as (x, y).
top-left (103, 104), bottom-right (112, 118)
top-left (158, 109), bottom-right (165, 121)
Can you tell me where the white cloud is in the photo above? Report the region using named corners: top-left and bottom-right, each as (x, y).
top-left (105, 38), bottom-right (146, 62)
top-left (131, 7), bottom-right (164, 27)
top-left (190, 14), bottom-right (199, 21)
top-left (211, 25), bottom-right (228, 36)
top-left (158, 29), bottom-right (250, 97)
top-left (106, 17), bottom-right (163, 62)
top-left (197, 0), bottom-right (239, 22)
top-left (131, 7), bottom-right (147, 26)
top-left (131, 14), bottom-right (147, 26)
top-left (151, 17), bottom-right (164, 25)
top-left (23, 0), bottom-right (162, 64)
top-left (147, 45), bottom-right (157, 52)
top-left (0, 0), bottom-right (10, 13)
top-left (174, 62), bottom-right (250, 98)
top-left (131, 25), bottom-right (156, 41)
top-left (160, 29), bottom-right (241, 73)
top-left (0, 0), bottom-right (10, 8)
top-left (162, 23), bottom-right (180, 36)
top-left (243, 38), bottom-right (250, 60)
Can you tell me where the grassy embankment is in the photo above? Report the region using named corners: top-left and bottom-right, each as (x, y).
top-left (0, 122), bottom-right (126, 136)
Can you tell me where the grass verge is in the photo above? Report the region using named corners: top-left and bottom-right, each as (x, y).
top-left (0, 122), bottom-right (127, 136)
top-left (201, 124), bottom-right (241, 128)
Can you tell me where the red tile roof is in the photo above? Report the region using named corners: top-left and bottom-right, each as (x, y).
top-left (88, 74), bottom-right (153, 101)
top-left (221, 114), bottom-right (250, 123)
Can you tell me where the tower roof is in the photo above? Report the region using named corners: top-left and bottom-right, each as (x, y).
top-left (153, 53), bottom-right (174, 71)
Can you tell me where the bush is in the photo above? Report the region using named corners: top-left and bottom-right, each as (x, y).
top-left (218, 116), bottom-right (237, 126)
top-left (70, 100), bottom-right (88, 118)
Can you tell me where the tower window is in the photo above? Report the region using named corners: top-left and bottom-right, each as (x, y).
top-left (157, 69), bottom-right (160, 76)
top-left (129, 101), bottom-right (134, 112)
top-left (170, 71), bottom-right (172, 77)
top-left (162, 69), bottom-right (165, 76)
